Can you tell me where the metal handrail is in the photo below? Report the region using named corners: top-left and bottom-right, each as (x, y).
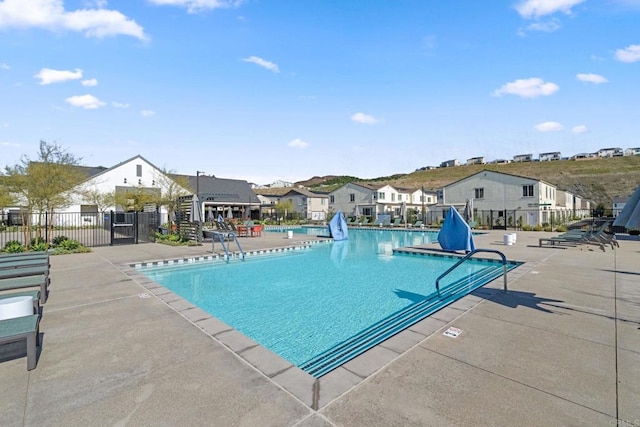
top-left (435, 249), bottom-right (508, 296)
top-left (211, 232), bottom-right (245, 263)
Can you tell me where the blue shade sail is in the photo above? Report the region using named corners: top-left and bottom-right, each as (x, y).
top-left (437, 207), bottom-right (475, 252)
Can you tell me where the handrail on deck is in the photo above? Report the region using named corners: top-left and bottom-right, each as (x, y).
top-left (211, 231), bottom-right (245, 263)
top-left (435, 249), bottom-right (508, 296)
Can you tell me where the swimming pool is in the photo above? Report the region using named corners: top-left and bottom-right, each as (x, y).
top-left (138, 227), bottom-right (519, 377)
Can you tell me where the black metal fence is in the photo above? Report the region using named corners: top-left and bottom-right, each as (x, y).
top-left (0, 211), bottom-right (160, 249)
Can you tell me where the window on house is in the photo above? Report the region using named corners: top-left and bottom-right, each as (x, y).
top-left (474, 188), bottom-right (484, 199)
top-left (330, 195), bottom-right (335, 203)
top-left (391, 193), bottom-right (395, 201)
top-left (136, 164), bottom-right (142, 177)
top-left (398, 194), bottom-right (402, 201)
top-left (522, 185), bottom-right (534, 197)
top-left (349, 193), bottom-right (355, 202)
top-left (378, 192), bottom-right (385, 200)
top-left (321, 199), bottom-right (326, 205)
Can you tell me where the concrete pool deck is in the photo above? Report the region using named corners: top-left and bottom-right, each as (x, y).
top-left (1, 229), bottom-right (638, 426)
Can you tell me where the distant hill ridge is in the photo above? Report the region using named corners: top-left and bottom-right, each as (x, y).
top-left (297, 156), bottom-right (640, 205)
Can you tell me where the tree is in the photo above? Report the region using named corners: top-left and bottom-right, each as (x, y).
top-left (4, 141), bottom-right (85, 244)
top-left (79, 188), bottom-right (115, 213)
top-left (114, 186), bottom-right (159, 212)
top-left (275, 200), bottom-right (294, 221)
top-left (0, 179), bottom-right (15, 226)
top-left (154, 169), bottom-right (191, 225)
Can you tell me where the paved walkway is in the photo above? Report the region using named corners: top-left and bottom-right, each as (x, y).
top-left (1, 230), bottom-right (638, 426)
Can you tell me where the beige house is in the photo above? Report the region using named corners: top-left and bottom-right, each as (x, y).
top-left (329, 183), bottom-right (437, 221)
top-left (441, 170), bottom-right (561, 226)
top-left (256, 187), bottom-right (328, 221)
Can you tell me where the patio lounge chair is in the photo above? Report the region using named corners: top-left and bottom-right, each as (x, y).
top-left (390, 218), bottom-right (402, 227)
top-left (0, 314), bottom-right (41, 370)
top-left (0, 264), bottom-right (49, 304)
top-left (358, 218), bottom-right (370, 226)
top-left (409, 220), bottom-right (424, 228)
top-left (539, 230), bottom-right (607, 251)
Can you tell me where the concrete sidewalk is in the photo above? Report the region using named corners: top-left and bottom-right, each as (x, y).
top-left (1, 230), bottom-right (638, 426)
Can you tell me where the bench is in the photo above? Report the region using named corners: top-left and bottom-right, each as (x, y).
top-left (0, 276), bottom-right (49, 304)
top-left (0, 290), bottom-right (41, 314)
top-left (0, 314), bottom-right (41, 370)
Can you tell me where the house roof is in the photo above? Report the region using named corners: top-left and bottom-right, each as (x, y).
top-left (182, 175), bottom-right (260, 204)
top-left (444, 169), bottom-right (554, 188)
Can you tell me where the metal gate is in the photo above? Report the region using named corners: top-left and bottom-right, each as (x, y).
top-left (108, 211), bottom-right (159, 245)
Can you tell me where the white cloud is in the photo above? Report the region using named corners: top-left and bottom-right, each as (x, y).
top-left (351, 112), bottom-right (379, 125)
top-left (81, 78), bottom-right (98, 87)
top-left (288, 138), bottom-right (310, 148)
top-left (576, 73), bottom-right (608, 84)
top-left (534, 121), bottom-right (564, 132)
top-left (149, 0), bottom-right (243, 14)
top-left (65, 94), bottom-right (106, 109)
top-left (242, 56), bottom-right (279, 73)
top-left (1, 141), bottom-right (20, 147)
top-left (515, 0), bottom-right (585, 19)
top-left (572, 124), bottom-right (587, 133)
top-left (112, 101), bottom-right (129, 108)
top-left (615, 44), bottom-right (640, 63)
top-left (0, 0), bottom-right (148, 40)
top-left (1, 63), bottom-right (9, 70)
top-left (521, 18), bottom-right (560, 33)
top-left (35, 67), bottom-right (82, 85)
top-left (141, 110), bottom-right (155, 117)
top-left (493, 77), bottom-right (559, 98)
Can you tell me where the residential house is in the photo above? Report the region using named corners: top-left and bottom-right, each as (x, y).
top-left (625, 148), bottom-right (640, 156)
top-left (57, 155), bottom-right (258, 225)
top-left (571, 152), bottom-right (597, 160)
top-left (613, 197), bottom-right (628, 217)
top-left (269, 180), bottom-right (294, 188)
top-left (466, 156), bottom-right (486, 165)
top-left (329, 182), bottom-right (437, 222)
top-left (441, 170), bottom-right (559, 227)
top-left (256, 187), bottom-right (328, 221)
top-left (597, 148), bottom-right (624, 158)
top-left (439, 159), bottom-right (460, 168)
top-left (513, 154), bottom-right (533, 162)
top-left (56, 155), bottom-right (185, 226)
top-left (539, 152), bottom-right (561, 161)
top-left (555, 190), bottom-right (583, 220)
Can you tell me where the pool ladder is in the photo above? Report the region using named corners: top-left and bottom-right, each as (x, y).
top-left (435, 249), bottom-right (508, 296)
top-left (211, 232), bottom-right (245, 263)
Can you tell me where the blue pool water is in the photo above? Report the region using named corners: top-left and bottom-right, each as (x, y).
top-left (139, 227), bottom-right (517, 376)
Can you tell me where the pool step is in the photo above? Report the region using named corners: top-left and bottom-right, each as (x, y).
top-left (300, 265), bottom-right (506, 377)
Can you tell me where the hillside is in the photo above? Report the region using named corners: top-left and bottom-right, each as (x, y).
top-left (303, 156), bottom-right (640, 205)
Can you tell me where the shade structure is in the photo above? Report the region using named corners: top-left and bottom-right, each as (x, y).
top-left (464, 199), bottom-right (473, 222)
top-left (613, 183), bottom-right (640, 230)
top-left (400, 202), bottom-right (407, 222)
top-left (437, 207), bottom-right (476, 252)
top-left (190, 194), bottom-right (202, 223)
top-left (328, 210), bottom-right (349, 241)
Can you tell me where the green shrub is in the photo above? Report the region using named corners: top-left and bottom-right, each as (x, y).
top-left (532, 224), bottom-right (543, 231)
top-left (59, 239), bottom-right (80, 251)
top-left (521, 224), bottom-right (532, 231)
top-left (30, 241), bottom-right (49, 252)
top-left (30, 236), bottom-right (46, 248)
top-left (52, 235), bottom-right (69, 246)
top-left (4, 240), bottom-right (25, 253)
top-left (555, 225), bottom-right (567, 233)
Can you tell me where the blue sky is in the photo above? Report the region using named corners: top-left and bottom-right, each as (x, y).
top-left (1, 0), bottom-right (639, 185)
